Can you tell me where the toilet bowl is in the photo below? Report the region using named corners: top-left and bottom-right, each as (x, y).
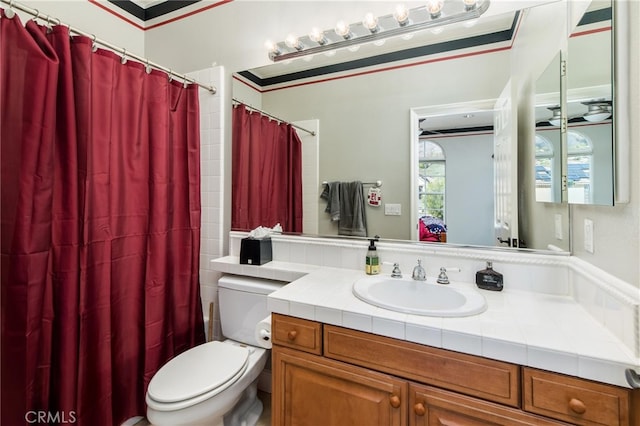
top-left (146, 340), bottom-right (267, 426)
top-left (145, 275), bottom-right (284, 426)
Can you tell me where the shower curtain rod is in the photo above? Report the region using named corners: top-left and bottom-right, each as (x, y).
top-left (232, 98), bottom-right (316, 136)
top-left (0, 0), bottom-right (216, 94)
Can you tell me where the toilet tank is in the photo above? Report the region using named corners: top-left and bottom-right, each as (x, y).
top-left (218, 275), bottom-right (286, 346)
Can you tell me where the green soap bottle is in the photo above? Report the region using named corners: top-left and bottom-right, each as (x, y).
top-left (365, 238), bottom-right (380, 275)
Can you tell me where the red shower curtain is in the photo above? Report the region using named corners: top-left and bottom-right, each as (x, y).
top-left (231, 104), bottom-right (303, 233)
top-left (1, 13), bottom-right (204, 426)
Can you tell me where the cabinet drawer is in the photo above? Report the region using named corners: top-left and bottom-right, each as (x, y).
top-left (523, 367), bottom-right (633, 426)
top-left (324, 325), bottom-right (520, 407)
top-left (271, 314), bottom-right (322, 355)
top-left (410, 383), bottom-right (567, 425)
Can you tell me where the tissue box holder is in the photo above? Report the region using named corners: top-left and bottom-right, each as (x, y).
top-left (239, 237), bottom-right (272, 265)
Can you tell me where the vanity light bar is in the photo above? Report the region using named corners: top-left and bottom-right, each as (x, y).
top-left (267, 0), bottom-right (490, 62)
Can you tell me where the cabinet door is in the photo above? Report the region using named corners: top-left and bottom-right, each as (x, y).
top-left (273, 346), bottom-right (407, 426)
top-left (410, 383), bottom-right (568, 426)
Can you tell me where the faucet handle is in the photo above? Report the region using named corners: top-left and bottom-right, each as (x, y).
top-left (391, 263), bottom-right (402, 278)
top-left (437, 267), bottom-right (450, 284)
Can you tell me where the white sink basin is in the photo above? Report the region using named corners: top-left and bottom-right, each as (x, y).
top-left (352, 276), bottom-right (487, 317)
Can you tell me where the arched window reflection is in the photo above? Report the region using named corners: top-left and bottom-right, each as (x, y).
top-left (418, 140), bottom-right (445, 219)
top-left (567, 131), bottom-right (593, 204)
top-left (535, 134), bottom-right (554, 202)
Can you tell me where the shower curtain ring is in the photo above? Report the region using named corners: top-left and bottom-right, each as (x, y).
top-left (120, 48), bottom-right (127, 65)
top-left (145, 59), bottom-right (151, 74)
top-left (32, 8), bottom-right (40, 21)
top-left (91, 34), bottom-right (98, 52)
top-left (168, 70), bottom-right (173, 82)
top-left (4, 1), bottom-right (15, 18)
top-left (45, 15), bottom-right (53, 33)
top-left (183, 74), bottom-right (188, 88)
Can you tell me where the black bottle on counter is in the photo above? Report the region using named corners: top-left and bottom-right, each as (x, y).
top-left (475, 261), bottom-right (503, 291)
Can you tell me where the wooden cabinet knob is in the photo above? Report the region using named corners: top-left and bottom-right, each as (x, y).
top-left (287, 330), bottom-right (298, 341)
top-left (569, 398), bottom-right (586, 414)
top-left (389, 395), bottom-right (401, 408)
top-left (413, 402), bottom-right (426, 416)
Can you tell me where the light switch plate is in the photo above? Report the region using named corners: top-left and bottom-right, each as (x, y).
top-left (554, 214), bottom-right (563, 240)
top-left (584, 219), bottom-right (594, 253)
top-left (384, 203), bottom-right (401, 216)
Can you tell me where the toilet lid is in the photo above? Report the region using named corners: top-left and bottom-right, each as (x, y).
top-left (147, 341), bottom-right (249, 403)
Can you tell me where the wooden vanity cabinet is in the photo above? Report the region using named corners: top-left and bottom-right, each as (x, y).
top-left (271, 314), bottom-right (637, 426)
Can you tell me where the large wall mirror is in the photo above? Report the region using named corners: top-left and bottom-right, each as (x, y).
top-left (231, 0), bottom-right (613, 253)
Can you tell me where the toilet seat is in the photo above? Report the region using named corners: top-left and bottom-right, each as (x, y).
top-left (147, 341), bottom-right (249, 411)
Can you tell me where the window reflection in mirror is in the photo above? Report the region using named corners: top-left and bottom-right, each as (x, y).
top-left (534, 52), bottom-right (562, 203)
top-left (418, 141), bottom-right (447, 243)
top-left (535, 135), bottom-right (557, 202)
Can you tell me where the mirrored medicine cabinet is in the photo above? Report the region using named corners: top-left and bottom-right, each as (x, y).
top-left (534, 0), bottom-right (615, 206)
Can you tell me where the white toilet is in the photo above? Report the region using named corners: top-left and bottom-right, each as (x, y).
top-left (145, 275), bottom-right (284, 426)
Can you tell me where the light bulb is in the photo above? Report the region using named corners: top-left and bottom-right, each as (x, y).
top-left (463, 0), bottom-right (477, 10)
top-left (285, 34), bottom-right (303, 51)
top-left (265, 40), bottom-right (281, 59)
top-left (335, 20), bottom-right (352, 39)
top-left (309, 27), bottom-right (328, 45)
top-left (426, 0), bottom-right (444, 18)
top-left (394, 4), bottom-right (410, 26)
top-left (363, 12), bottom-right (380, 33)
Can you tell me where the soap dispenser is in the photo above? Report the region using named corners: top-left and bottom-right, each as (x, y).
top-left (365, 237), bottom-right (380, 275)
top-left (475, 261), bottom-right (503, 291)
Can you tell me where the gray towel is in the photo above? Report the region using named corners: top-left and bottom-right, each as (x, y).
top-left (320, 181), bottom-right (341, 221)
top-left (338, 181), bottom-right (368, 237)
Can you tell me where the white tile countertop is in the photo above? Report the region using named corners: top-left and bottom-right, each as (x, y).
top-left (264, 266), bottom-right (638, 389)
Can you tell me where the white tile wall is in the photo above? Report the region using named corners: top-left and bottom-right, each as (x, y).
top-left (189, 66), bottom-right (225, 341)
top-left (294, 119), bottom-right (319, 235)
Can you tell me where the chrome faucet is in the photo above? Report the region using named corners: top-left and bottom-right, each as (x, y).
top-left (412, 259), bottom-right (426, 281)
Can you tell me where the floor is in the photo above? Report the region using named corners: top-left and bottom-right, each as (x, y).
top-left (129, 391), bottom-right (271, 426)
top-left (257, 390), bottom-right (271, 426)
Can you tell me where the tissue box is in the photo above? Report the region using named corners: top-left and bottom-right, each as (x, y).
top-left (239, 238), bottom-right (272, 265)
